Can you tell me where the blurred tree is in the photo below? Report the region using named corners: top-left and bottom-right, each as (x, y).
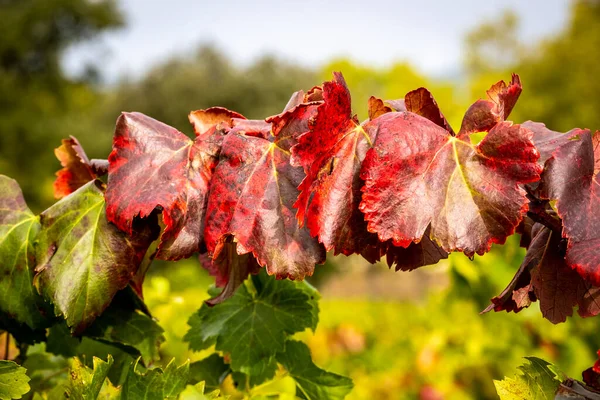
top-left (0, 0), bottom-right (123, 210)
top-left (464, 10), bottom-right (522, 77)
top-left (99, 45), bottom-right (318, 136)
top-left (513, 0), bottom-right (600, 132)
top-left (464, 0), bottom-right (600, 132)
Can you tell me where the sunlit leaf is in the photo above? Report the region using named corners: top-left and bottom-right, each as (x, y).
top-left (0, 176), bottom-right (47, 329)
top-left (106, 112), bottom-right (228, 260)
top-left (204, 96), bottom-right (325, 280)
top-left (185, 271), bottom-right (318, 376)
top-left (360, 115), bottom-right (541, 256)
top-left (0, 361), bottom-right (30, 400)
top-left (494, 357), bottom-right (561, 400)
top-left (276, 340), bottom-right (353, 400)
top-left (53, 136), bottom-right (97, 199)
top-left (35, 181), bottom-right (157, 333)
top-left (66, 356), bottom-right (113, 400)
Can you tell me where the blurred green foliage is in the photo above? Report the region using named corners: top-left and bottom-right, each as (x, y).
top-left (0, 0), bottom-right (123, 210)
top-left (2, 0), bottom-right (600, 399)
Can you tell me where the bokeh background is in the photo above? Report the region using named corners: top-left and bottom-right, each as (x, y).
top-left (1, 1), bottom-right (600, 398)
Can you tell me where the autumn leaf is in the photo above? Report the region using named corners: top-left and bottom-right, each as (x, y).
top-left (405, 87), bottom-right (454, 133)
top-left (189, 107), bottom-right (245, 137)
top-left (360, 110), bottom-right (541, 256)
top-left (53, 136), bottom-right (98, 199)
top-left (199, 238), bottom-right (261, 305)
top-left (384, 229), bottom-right (449, 272)
top-left (105, 111), bottom-right (231, 260)
top-left (204, 95), bottom-right (325, 280)
top-left (367, 97), bottom-right (393, 120)
top-left (35, 180), bottom-right (157, 333)
top-left (521, 121), bottom-right (588, 166)
top-left (540, 130), bottom-right (600, 285)
top-left (291, 73), bottom-right (383, 257)
top-left (485, 223), bottom-right (600, 324)
top-left (459, 74), bottom-right (522, 135)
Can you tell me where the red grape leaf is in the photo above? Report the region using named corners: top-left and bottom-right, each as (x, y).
top-left (459, 74), bottom-right (522, 135)
top-left (405, 88), bottom-right (454, 134)
top-left (291, 73), bottom-right (382, 256)
top-left (204, 104), bottom-right (326, 279)
top-left (105, 111), bottom-right (232, 260)
top-left (484, 223), bottom-right (600, 323)
top-left (384, 228), bottom-right (449, 272)
top-left (368, 97), bottom-right (393, 120)
top-left (54, 136), bottom-right (97, 199)
top-left (583, 351), bottom-right (600, 392)
top-left (540, 130), bottom-right (600, 285)
top-left (189, 107), bottom-right (245, 138)
top-left (360, 112), bottom-right (541, 256)
top-left (521, 121), bottom-right (588, 165)
top-left (199, 238), bottom-right (261, 305)
top-left (367, 96), bottom-right (406, 121)
top-left (266, 93), bottom-right (322, 152)
top-left (35, 180), bottom-right (158, 333)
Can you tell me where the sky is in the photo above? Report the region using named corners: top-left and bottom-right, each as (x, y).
top-left (63, 0), bottom-right (570, 82)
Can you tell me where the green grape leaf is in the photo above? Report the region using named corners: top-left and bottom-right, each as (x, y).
top-left (84, 299), bottom-right (165, 365)
top-left (121, 359), bottom-right (190, 400)
top-left (188, 382), bottom-right (229, 400)
top-left (46, 322), bottom-right (80, 358)
top-left (185, 270), bottom-right (318, 376)
top-left (66, 356), bottom-right (113, 400)
top-left (494, 357), bottom-right (562, 400)
top-left (34, 180), bottom-right (157, 333)
top-left (189, 354), bottom-right (231, 392)
top-left (0, 360), bottom-right (31, 400)
top-left (231, 357), bottom-right (278, 390)
top-left (76, 338), bottom-right (135, 387)
top-left (0, 175), bottom-right (48, 330)
top-left (276, 340), bottom-right (353, 400)
top-left (22, 343), bottom-right (69, 395)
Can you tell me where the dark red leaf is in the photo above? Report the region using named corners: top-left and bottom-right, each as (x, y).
top-left (204, 104), bottom-right (325, 279)
top-left (53, 136), bottom-right (97, 199)
top-left (540, 130), bottom-right (600, 285)
top-left (522, 121), bottom-right (588, 165)
top-left (360, 113), bottom-right (541, 256)
top-left (266, 93), bottom-right (322, 152)
top-left (459, 74), bottom-right (522, 135)
top-left (291, 73), bottom-right (380, 256)
top-left (200, 238), bottom-right (261, 305)
top-left (583, 350), bottom-right (600, 391)
top-left (405, 88), bottom-right (454, 134)
top-left (384, 230), bottom-right (449, 272)
top-left (106, 111), bottom-right (230, 260)
top-left (485, 223), bottom-right (600, 323)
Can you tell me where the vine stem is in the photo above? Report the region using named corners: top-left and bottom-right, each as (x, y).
top-left (525, 192), bottom-right (562, 233)
top-left (3, 334), bottom-right (9, 360)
